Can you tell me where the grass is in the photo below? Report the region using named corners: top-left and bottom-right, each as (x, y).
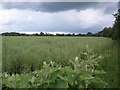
top-left (2, 36), bottom-right (118, 88)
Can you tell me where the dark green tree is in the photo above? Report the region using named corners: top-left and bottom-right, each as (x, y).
top-left (97, 27), bottom-right (113, 37)
top-left (87, 32), bottom-right (92, 36)
top-left (112, 9), bottom-right (120, 40)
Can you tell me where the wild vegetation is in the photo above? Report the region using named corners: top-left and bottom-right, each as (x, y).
top-left (2, 46), bottom-right (107, 88)
top-left (2, 36), bottom-right (118, 88)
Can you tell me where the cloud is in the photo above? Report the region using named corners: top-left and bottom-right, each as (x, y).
top-left (118, 1), bottom-right (120, 9)
top-left (1, 7), bottom-right (114, 33)
top-left (2, 2), bottom-right (118, 13)
top-left (26, 16), bottom-right (33, 23)
top-left (0, 9), bottom-right (14, 25)
top-left (78, 9), bottom-right (113, 29)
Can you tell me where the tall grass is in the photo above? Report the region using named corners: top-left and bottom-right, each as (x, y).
top-left (2, 36), bottom-right (118, 88)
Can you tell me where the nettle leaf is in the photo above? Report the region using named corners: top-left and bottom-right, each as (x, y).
top-left (59, 75), bottom-right (74, 87)
top-left (14, 74), bottom-right (21, 83)
top-left (93, 70), bottom-right (106, 75)
top-left (17, 74), bottom-right (32, 88)
top-left (79, 72), bottom-right (94, 80)
top-left (61, 66), bottom-right (74, 86)
top-left (78, 84), bottom-right (84, 88)
top-left (3, 77), bottom-right (12, 88)
top-left (63, 66), bottom-right (73, 73)
top-left (53, 79), bottom-right (69, 88)
top-left (40, 69), bottom-right (53, 81)
top-left (50, 69), bottom-right (62, 82)
top-left (89, 77), bottom-right (107, 88)
top-left (66, 75), bottom-right (74, 86)
top-left (38, 83), bottom-right (49, 88)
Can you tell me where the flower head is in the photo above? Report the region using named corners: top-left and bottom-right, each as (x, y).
top-left (43, 61), bottom-right (46, 65)
top-left (75, 56), bottom-right (79, 61)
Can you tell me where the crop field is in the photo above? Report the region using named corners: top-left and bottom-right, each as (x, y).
top-left (2, 36), bottom-right (118, 88)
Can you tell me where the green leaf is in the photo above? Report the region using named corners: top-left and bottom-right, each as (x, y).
top-left (52, 79), bottom-right (69, 88)
top-left (78, 84), bottom-right (84, 88)
top-left (60, 66), bottom-right (74, 86)
top-left (93, 70), bottom-right (106, 75)
top-left (66, 75), bottom-right (74, 86)
top-left (50, 69), bottom-right (62, 82)
top-left (56, 79), bottom-right (69, 88)
top-left (16, 74), bottom-right (32, 88)
top-left (63, 66), bottom-right (73, 74)
top-left (38, 83), bottom-right (49, 88)
top-left (79, 72), bottom-right (94, 80)
top-left (89, 77), bottom-right (107, 88)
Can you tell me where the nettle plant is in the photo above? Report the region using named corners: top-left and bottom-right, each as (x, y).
top-left (2, 46), bottom-right (108, 89)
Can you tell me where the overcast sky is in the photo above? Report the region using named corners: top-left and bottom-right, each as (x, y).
top-left (0, 2), bottom-right (118, 34)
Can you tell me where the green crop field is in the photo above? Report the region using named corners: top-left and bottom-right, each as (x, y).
top-left (2, 36), bottom-right (118, 88)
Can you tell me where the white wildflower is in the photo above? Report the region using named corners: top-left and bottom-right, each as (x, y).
top-left (43, 61), bottom-right (46, 65)
top-left (12, 74), bottom-right (15, 77)
top-left (85, 65), bottom-right (88, 71)
top-left (98, 56), bottom-right (102, 59)
top-left (75, 80), bottom-right (77, 85)
top-left (84, 52), bottom-right (87, 55)
top-left (92, 69), bottom-right (94, 72)
top-left (5, 73), bottom-right (8, 78)
top-left (58, 67), bottom-right (61, 69)
top-left (75, 56), bottom-right (79, 61)
top-left (50, 61), bottom-right (53, 64)
top-left (31, 76), bottom-right (35, 83)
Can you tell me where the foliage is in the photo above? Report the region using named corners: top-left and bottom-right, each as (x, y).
top-left (96, 8), bottom-right (120, 40)
top-left (2, 36), bottom-right (118, 88)
top-left (2, 46), bottom-right (107, 89)
top-left (1, 32), bottom-right (96, 37)
top-left (112, 9), bottom-right (120, 40)
top-left (2, 37), bottom-right (111, 74)
top-left (97, 27), bottom-right (113, 37)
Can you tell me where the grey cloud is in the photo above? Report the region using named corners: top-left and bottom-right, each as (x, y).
top-left (118, 1), bottom-right (120, 9)
top-left (101, 2), bottom-right (118, 13)
top-left (2, 2), bottom-right (118, 13)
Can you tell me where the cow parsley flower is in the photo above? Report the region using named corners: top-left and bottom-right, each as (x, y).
top-left (98, 56), bottom-right (102, 59)
top-left (75, 56), bottom-right (79, 61)
top-left (43, 61), bottom-right (46, 65)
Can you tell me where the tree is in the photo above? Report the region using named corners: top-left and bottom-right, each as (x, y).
top-left (87, 32), bottom-right (92, 36)
top-left (97, 27), bottom-right (113, 37)
top-left (112, 9), bottom-right (120, 40)
top-left (40, 32), bottom-right (45, 36)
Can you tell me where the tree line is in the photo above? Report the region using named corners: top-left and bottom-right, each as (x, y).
top-left (1, 9), bottom-right (120, 40)
top-left (0, 32), bottom-right (101, 37)
top-left (97, 9), bottom-right (120, 40)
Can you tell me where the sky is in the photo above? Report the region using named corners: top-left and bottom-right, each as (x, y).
top-left (0, 2), bottom-right (118, 34)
